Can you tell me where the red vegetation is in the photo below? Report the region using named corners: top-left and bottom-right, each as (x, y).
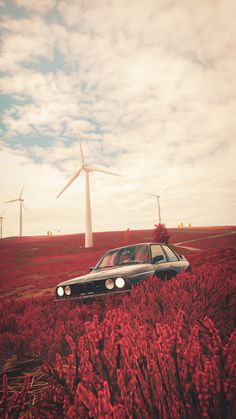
top-left (1, 239), bottom-right (236, 417)
top-left (0, 228), bottom-right (236, 417)
top-left (154, 223), bottom-right (170, 244)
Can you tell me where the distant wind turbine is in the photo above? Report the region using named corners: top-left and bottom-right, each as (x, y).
top-left (56, 129), bottom-right (121, 248)
top-left (4, 186), bottom-right (27, 236)
top-left (146, 176), bottom-right (173, 225)
top-left (146, 193), bottom-right (162, 224)
top-left (0, 212), bottom-right (4, 238)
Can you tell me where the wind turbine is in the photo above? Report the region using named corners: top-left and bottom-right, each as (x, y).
top-left (146, 193), bottom-right (162, 224)
top-left (146, 174), bottom-right (174, 225)
top-left (4, 186), bottom-right (27, 236)
top-left (0, 212), bottom-right (4, 238)
top-left (56, 129), bottom-right (121, 248)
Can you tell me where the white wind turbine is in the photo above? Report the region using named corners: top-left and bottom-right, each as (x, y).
top-left (4, 186), bottom-right (27, 236)
top-left (146, 193), bottom-right (162, 224)
top-left (0, 212), bottom-right (4, 238)
top-left (56, 129), bottom-right (121, 248)
top-left (146, 175), bottom-right (174, 225)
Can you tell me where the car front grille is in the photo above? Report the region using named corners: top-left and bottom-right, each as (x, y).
top-left (71, 280), bottom-right (106, 296)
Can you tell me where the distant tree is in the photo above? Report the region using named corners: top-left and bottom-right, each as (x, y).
top-left (154, 223), bottom-right (170, 244)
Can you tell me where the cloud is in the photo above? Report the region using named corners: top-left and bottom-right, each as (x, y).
top-left (14, 0), bottom-right (57, 15)
top-left (0, 16), bottom-right (56, 73)
top-left (0, 0), bottom-right (235, 236)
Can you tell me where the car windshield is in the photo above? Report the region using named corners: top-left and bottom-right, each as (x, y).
top-left (95, 245), bottom-right (150, 269)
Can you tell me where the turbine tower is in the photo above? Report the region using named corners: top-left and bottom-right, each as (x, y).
top-left (146, 193), bottom-right (162, 224)
top-left (4, 186), bottom-right (27, 236)
top-left (56, 129), bottom-right (121, 248)
top-left (0, 212), bottom-right (4, 238)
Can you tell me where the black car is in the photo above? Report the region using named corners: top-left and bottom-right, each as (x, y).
top-left (55, 243), bottom-right (190, 300)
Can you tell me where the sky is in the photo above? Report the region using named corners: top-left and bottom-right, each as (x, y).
top-left (0, 0), bottom-right (235, 238)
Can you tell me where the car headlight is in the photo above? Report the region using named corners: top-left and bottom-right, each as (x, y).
top-left (65, 285), bottom-right (71, 296)
top-left (57, 286), bottom-right (64, 297)
top-left (105, 279), bottom-right (114, 290)
top-left (115, 277), bottom-right (125, 288)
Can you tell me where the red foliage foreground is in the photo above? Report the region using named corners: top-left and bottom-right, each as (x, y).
top-left (0, 247), bottom-right (236, 418)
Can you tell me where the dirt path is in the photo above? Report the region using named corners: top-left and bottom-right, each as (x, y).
top-left (174, 245), bottom-right (202, 252)
top-left (174, 230), bottom-right (236, 246)
top-left (173, 230), bottom-right (236, 252)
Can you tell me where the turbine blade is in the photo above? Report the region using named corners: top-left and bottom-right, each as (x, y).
top-left (78, 128), bottom-right (84, 164)
top-left (158, 184), bottom-right (168, 195)
top-left (23, 203), bottom-right (28, 213)
top-left (145, 193), bottom-right (157, 197)
top-left (88, 166), bottom-right (122, 177)
top-left (19, 184), bottom-right (25, 199)
top-left (4, 199), bottom-right (18, 204)
top-left (56, 166), bottom-right (83, 199)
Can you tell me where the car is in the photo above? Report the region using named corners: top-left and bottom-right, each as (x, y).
top-left (55, 243), bottom-right (190, 300)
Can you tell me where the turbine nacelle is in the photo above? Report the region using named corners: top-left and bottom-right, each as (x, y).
top-left (82, 164), bottom-right (92, 172)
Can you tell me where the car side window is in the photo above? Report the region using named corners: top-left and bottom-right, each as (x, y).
top-left (151, 245), bottom-right (166, 263)
top-left (134, 245), bottom-right (149, 262)
top-left (118, 250), bottom-right (131, 264)
top-left (162, 246), bottom-right (178, 262)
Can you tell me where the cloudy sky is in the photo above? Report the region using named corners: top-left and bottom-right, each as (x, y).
top-left (0, 0), bottom-right (235, 237)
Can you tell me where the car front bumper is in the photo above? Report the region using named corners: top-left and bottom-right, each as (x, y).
top-left (54, 288), bottom-right (131, 302)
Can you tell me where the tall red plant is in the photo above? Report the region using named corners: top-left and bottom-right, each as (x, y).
top-left (154, 223), bottom-right (170, 244)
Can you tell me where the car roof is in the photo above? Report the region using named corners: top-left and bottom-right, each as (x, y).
top-left (106, 242), bottom-right (167, 252)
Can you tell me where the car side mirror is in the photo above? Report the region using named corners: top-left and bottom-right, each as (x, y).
top-left (89, 266), bottom-right (94, 272)
top-left (153, 255), bottom-right (164, 263)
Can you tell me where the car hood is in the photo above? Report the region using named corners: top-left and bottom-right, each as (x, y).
top-left (57, 263), bottom-right (153, 286)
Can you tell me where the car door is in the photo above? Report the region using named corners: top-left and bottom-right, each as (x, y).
top-left (150, 244), bottom-right (176, 280)
top-left (161, 245), bottom-right (186, 274)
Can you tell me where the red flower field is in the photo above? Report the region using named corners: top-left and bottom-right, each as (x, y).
top-left (0, 226), bottom-right (236, 418)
